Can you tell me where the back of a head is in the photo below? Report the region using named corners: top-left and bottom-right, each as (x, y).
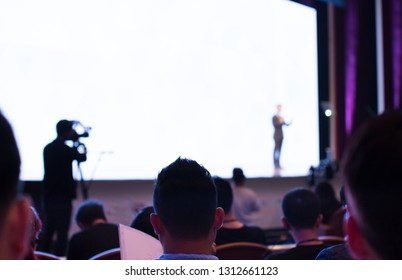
top-left (130, 206), bottom-right (158, 239)
top-left (153, 157), bottom-right (217, 240)
top-left (342, 111), bottom-right (402, 259)
top-left (282, 187), bottom-right (321, 229)
top-left (0, 112), bottom-right (21, 227)
top-left (56, 119), bottom-right (73, 136)
top-left (213, 176), bottom-right (233, 214)
top-left (232, 168), bottom-right (246, 185)
top-left (313, 181), bottom-right (341, 224)
top-left (75, 199), bottom-right (107, 227)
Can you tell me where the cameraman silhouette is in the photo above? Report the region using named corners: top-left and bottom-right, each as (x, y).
top-left (39, 120), bottom-right (87, 256)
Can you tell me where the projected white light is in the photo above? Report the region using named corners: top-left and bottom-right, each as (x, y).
top-left (0, 0), bottom-right (319, 180)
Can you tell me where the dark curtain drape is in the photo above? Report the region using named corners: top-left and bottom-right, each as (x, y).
top-left (293, 0), bottom-right (401, 160)
top-left (382, 0), bottom-right (402, 110)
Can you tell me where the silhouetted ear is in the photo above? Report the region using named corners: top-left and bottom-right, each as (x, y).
top-left (213, 207), bottom-right (225, 230)
top-left (315, 214), bottom-right (323, 228)
top-left (346, 214), bottom-right (375, 259)
top-left (281, 217), bottom-right (290, 230)
top-left (2, 197), bottom-right (31, 259)
top-left (150, 213), bottom-right (162, 235)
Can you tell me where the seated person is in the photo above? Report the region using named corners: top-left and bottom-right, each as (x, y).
top-left (231, 168), bottom-right (262, 226)
top-left (213, 176), bottom-right (266, 245)
top-left (316, 243), bottom-right (352, 260)
top-left (130, 205), bottom-right (158, 239)
top-left (66, 199), bottom-right (119, 259)
top-left (314, 181), bottom-right (345, 237)
top-left (24, 206), bottom-right (43, 260)
top-left (316, 186), bottom-right (351, 260)
top-left (265, 187), bottom-right (332, 260)
top-left (0, 111), bottom-right (31, 260)
top-left (150, 157), bottom-right (224, 260)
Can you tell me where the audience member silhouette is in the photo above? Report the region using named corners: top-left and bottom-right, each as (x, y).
top-left (342, 111), bottom-right (402, 259)
top-left (265, 187), bottom-right (332, 260)
top-left (24, 206), bottom-right (43, 260)
top-left (150, 157), bottom-right (224, 260)
top-left (0, 111), bottom-right (31, 260)
top-left (130, 205), bottom-right (158, 239)
top-left (66, 199), bottom-right (119, 260)
top-left (313, 181), bottom-right (345, 237)
top-left (231, 168), bottom-right (262, 226)
top-left (213, 176), bottom-right (266, 245)
top-left (316, 186), bottom-right (351, 260)
top-left (40, 119), bottom-right (87, 256)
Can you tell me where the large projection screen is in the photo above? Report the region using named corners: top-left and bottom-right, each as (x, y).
top-left (0, 0), bottom-right (319, 180)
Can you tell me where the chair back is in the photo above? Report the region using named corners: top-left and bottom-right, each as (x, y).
top-left (215, 242), bottom-right (270, 260)
top-left (34, 251), bottom-right (62, 260)
top-left (89, 248), bottom-right (121, 260)
top-left (318, 235), bottom-right (345, 246)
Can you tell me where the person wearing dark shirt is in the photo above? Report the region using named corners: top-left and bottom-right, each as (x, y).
top-left (265, 187), bottom-right (332, 260)
top-left (40, 119), bottom-right (87, 256)
top-left (67, 199), bottom-right (119, 260)
top-left (272, 104), bottom-right (290, 169)
top-left (315, 244), bottom-right (353, 260)
top-left (214, 176), bottom-right (266, 246)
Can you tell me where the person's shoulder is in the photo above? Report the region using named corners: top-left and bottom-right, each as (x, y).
top-left (242, 187), bottom-right (258, 197)
top-left (316, 244), bottom-right (352, 260)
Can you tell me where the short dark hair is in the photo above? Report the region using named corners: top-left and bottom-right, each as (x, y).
top-left (282, 187), bottom-right (321, 229)
top-left (342, 111), bottom-right (402, 259)
top-left (313, 181), bottom-right (341, 224)
top-left (214, 176), bottom-right (233, 214)
top-left (153, 157), bottom-right (217, 240)
top-left (75, 199), bottom-right (106, 227)
top-left (0, 111), bottom-right (21, 226)
top-left (56, 119), bottom-right (73, 136)
top-left (130, 206), bottom-right (157, 239)
top-left (232, 168), bottom-right (246, 184)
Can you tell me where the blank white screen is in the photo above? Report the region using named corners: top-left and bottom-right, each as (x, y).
top-left (0, 0), bottom-right (319, 180)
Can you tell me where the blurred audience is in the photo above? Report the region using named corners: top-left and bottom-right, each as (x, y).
top-left (150, 157), bottom-right (224, 260)
top-left (66, 199), bottom-right (119, 259)
top-left (313, 181), bottom-right (345, 237)
top-left (231, 168), bottom-right (262, 226)
top-left (316, 185), bottom-right (351, 260)
top-left (214, 176), bottom-right (266, 245)
top-left (265, 187), bottom-right (332, 260)
top-left (130, 205), bottom-right (158, 239)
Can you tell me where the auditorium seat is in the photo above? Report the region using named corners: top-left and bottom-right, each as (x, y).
top-left (215, 242), bottom-right (270, 260)
top-left (89, 248), bottom-right (121, 260)
top-left (34, 251), bottom-right (62, 260)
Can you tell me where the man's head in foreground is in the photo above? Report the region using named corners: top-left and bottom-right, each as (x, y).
top-left (0, 111), bottom-right (31, 259)
top-left (342, 111), bottom-right (402, 259)
top-left (151, 157), bottom-right (224, 255)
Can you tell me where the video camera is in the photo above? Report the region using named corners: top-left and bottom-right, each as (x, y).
top-left (71, 121), bottom-right (91, 143)
top-left (69, 121), bottom-right (91, 155)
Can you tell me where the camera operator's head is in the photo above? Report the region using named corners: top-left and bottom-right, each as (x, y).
top-left (56, 120), bottom-right (74, 141)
